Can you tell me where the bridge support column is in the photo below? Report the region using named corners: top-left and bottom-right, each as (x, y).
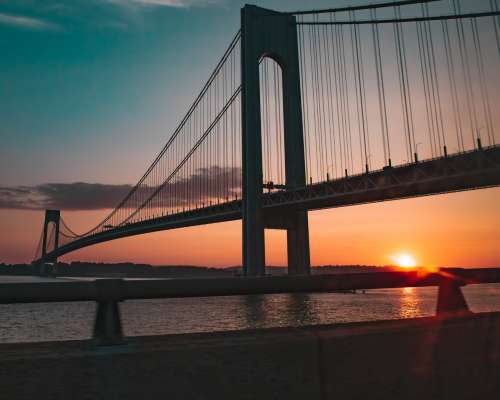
top-left (436, 277), bottom-right (471, 316)
top-left (241, 5), bottom-right (310, 276)
top-left (93, 279), bottom-right (125, 346)
top-left (287, 210), bottom-right (310, 275)
top-left (40, 210), bottom-right (60, 270)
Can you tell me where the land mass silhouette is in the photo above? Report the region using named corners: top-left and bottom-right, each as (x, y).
top-left (0, 262), bottom-right (396, 278)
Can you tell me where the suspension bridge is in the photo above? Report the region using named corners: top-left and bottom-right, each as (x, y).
top-left (34, 0), bottom-right (500, 276)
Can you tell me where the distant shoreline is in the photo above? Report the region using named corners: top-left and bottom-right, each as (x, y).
top-left (0, 262), bottom-right (397, 278)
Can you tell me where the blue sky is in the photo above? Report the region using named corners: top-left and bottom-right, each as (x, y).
top-left (0, 0), bottom-right (342, 187)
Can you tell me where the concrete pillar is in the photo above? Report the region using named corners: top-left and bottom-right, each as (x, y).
top-left (94, 301), bottom-right (124, 345)
top-left (241, 5), bottom-right (265, 276)
top-left (241, 5), bottom-right (310, 276)
top-left (287, 211), bottom-right (310, 275)
top-left (93, 279), bottom-right (125, 346)
top-left (436, 278), bottom-right (471, 316)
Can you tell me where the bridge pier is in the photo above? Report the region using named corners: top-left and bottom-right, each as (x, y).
top-left (93, 279), bottom-right (125, 345)
top-left (436, 277), bottom-right (471, 316)
top-left (286, 210), bottom-right (310, 275)
top-left (241, 5), bottom-right (310, 276)
top-left (263, 209), bottom-right (310, 275)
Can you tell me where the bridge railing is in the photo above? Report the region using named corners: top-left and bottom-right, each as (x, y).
top-left (1, 268), bottom-right (499, 345)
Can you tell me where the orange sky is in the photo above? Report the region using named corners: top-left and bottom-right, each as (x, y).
top-left (1, 187), bottom-right (498, 267)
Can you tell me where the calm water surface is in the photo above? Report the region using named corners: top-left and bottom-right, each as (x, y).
top-left (1, 276), bottom-right (499, 343)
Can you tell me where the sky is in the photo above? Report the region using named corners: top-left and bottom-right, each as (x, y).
top-left (0, 0), bottom-right (499, 267)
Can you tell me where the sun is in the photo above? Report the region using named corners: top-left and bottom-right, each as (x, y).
top-left (392, 253), bottom-right (417, 269)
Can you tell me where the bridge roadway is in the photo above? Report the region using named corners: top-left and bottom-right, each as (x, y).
top-left (36, 145), bottom-right (500, 263)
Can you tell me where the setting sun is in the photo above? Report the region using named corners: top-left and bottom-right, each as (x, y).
top-left (392, 253), bottom-right (417, 269)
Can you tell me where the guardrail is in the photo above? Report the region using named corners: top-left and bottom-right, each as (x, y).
top-left (1, 268), bottom-right (499, 345)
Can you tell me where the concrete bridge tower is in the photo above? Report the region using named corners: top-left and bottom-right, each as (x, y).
top-left (41, 209), bottom-right (60, 263)
top-left (241, 5), bottom-right (310, 276)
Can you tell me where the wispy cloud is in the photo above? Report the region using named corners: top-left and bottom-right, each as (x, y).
top-left (0, 167), bottom-right (241, 210)
top-left (0, 12), bottom-right (60, 31)
top-left (0, 183), bottom-right (132, 210)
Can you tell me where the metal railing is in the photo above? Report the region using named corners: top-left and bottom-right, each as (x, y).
top-left (1, 268), bottom-right (499, 345)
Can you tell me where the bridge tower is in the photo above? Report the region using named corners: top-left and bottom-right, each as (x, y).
top-left (241, 5), bottom-right (310, 276)
top-left (41, 209), bottom-right (60, 263)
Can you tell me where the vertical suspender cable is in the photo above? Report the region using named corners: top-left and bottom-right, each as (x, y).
top-left (350, 11), bottom-right (363, 172)
top-left (322, 23), bottom-right (335, 179)
top-left (399, 8), bottom-right (416, 160)
top-left (351, 10), bottom-right (369, 173)
top-left (333, 20), bottom-right (348, 176)
top-left (371, 8), bottom-right (391, 166)
top-left (356, 19), bottom-right (371, 171)
top-left (317, 19), bottom-right (329, 180)
top-left (329, 12), bottom-right (342, 178)
top-left (394, 7), bottom-right (412, 161)
top-left (441, 19), bottom-right (464, 152)
top-left (310, 21), bottom-right (320, 181)
top-left (339, 23), bottom-right (354, 173)
top-left (424, 3), bottom-right (446, 154)
top-left (417, 8), bottom-right (437, 156)
top-left (311, 18), bottom-right (324, 181)
top-left (454, 0), bottom-right (478, 147)
top-left (298, 17), bottom-right (312, 183)
top-left (471, 17), bottom-right (495, 145)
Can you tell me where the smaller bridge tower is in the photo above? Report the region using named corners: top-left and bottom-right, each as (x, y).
top-left (41, 209), bottom-right (60, 263)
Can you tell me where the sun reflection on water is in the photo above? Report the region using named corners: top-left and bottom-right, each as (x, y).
top-left (398, 286), bottom-right (421, 319)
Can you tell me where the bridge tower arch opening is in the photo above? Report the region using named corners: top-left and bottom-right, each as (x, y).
top-left (241, 5), bottom-right (310, 276)
top-left (259, 57), bottom-right (286, 193)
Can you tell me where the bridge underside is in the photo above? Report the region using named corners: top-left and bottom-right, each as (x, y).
top-left (36, 146), bottom-right (500, 264)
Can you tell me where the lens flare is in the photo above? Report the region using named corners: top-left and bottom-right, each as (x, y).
top-left (392, 253), bottom-right (417, 268)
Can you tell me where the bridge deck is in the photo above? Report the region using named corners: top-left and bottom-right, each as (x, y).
top-left (36, 145), bottom-right (500, 263)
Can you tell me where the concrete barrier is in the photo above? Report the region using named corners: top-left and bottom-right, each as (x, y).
top-left (1, 312), bottom-right (499, 400)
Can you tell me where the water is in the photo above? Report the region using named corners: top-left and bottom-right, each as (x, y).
top-left (1, 276), bottom-right (499, 344)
